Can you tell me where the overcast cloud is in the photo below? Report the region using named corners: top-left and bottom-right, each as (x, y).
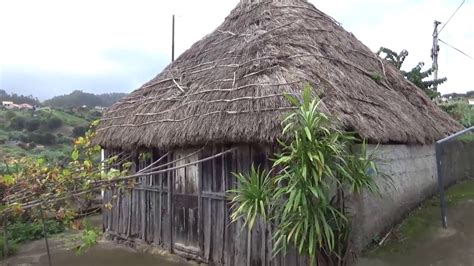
top-left (0, 0), bottom-right (472, 100)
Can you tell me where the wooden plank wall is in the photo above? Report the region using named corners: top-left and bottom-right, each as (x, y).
top-left (103, 145), bottom-right (310, 266)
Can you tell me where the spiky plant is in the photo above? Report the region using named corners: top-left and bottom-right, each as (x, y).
top-left (229, 85), bottom-right (382, 265)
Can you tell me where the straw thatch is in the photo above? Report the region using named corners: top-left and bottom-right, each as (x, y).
top-left (94, 0), bottom-right (460, 150)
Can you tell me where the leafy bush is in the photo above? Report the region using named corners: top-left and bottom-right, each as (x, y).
top-left (440, 102), bottom-right (473, 127)
top-left (27, 133), bottom-right (57, 145)
top-left (47, 117), bottom-right (63, 130)
top-left (0, 219), bottom-right (65, 257)
top-left (25, 119), bottom-right (41, 131)
top-left (5, 111), bottom-right (16, 120)
top-left (87, 111), bottom-right (102, 120)
top-left (9, 117), bottom-right (26, 130)
top-left (76, 219), bottom-right (100, 254)
top-left (0, 235), bottom-right (18, 258)
top-left (72, 126), bottom-right (87, 138)
top-left (7, 219), bottom-right (65, 243)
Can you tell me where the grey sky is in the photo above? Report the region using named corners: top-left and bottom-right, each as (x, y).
top-left (0, 0), bottom-right (472, 100)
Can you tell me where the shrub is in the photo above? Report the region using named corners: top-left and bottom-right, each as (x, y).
top-left (0, 235), bottom-right (18, 258)
top-left (25, 119), bottom-right (41, 131)
top-left (7, 219), bottom-right (65, 243)
top-left (72, 126), bottom-right (87, 138)
top-left (10, 117), bottom-right (26, 130)
top-left (87, 111), bottom-right (102, 120)
top-left (47, 117), bottom-right (63, 130)
top-left (5, 111), bottom-right (16, 120)
top-left (0, 219), bottom-right (64, 257)
top-left (27, 133), bottom-right (57, 145)
top-left (43, 133), bottom-right (57, 145)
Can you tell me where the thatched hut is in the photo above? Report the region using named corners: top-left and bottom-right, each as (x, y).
top-left (94, 0), bottom-right (460, 264)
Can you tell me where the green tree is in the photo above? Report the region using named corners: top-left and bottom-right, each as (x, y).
top-left (229, 86), bottom-right (382, 264)
top-left (377, 47), bottom-right (446, 99)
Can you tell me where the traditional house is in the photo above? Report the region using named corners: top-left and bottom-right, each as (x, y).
top-left (94, 0), bottom-right (460, 264)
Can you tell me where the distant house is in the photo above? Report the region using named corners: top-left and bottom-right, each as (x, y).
top-left (93, 106), bottom-right (105, 112)
top-left (19, 103), bottom-right (34, 110)
top-left (2, 101), bottom-right (14, 109)
top-left (1, 101), bottom-right (34, 110)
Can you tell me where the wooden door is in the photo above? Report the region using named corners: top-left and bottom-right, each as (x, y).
top-left (172, 150), bottom-right (201, 255)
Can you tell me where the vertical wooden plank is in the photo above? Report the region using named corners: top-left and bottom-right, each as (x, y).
top-left (235, 145), bottom-right (250, 266)
top-left (223, 147), bottom-right (234, 266)
top-left (168, 152), bottom-right (173, 251)
top-left (108, 189), bottom-right (113, 233)
top-left (203, 198), bottom-right (211, 260)
top-left (123, 188), bottom-right (128, 235)
top-left (127, 189), bottom-right (133, 237)
top-left (250, 217), bottom-right (263, 266)
top-left (213, 199), bottom-right (225, 264)
top-left (198, 149), bottom-right (204, 257)
top-left (157, 173), bottom-right (162, 245)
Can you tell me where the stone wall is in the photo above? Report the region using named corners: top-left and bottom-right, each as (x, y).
top-left (351, 141), bottom-right (474, 251)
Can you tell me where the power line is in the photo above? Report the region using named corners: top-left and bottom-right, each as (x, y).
top-left (439, 39), bottom-right (474, 61)
top-left (439, 0), bottom-right (465, 34)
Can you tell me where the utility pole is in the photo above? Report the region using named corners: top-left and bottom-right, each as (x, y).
top-left (172, 14), bottom-right (175, 62)
top-left (431, 20), bottom-right (441, 91)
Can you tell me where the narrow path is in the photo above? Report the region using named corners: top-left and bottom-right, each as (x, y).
top-left (358, 180), bottom-right (474, 266)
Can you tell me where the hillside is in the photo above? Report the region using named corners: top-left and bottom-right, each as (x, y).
top-left (44, 90), bottom-right (127, 108)
top-left (0, 107), bottom-right (93, 162)
top-left (0, 89), bottom-right (40, 106)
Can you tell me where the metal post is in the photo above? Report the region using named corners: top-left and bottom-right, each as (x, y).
top-left (172, 14), bottom-right (175, 62)
top-left (435, 143), bottom-right (448, 228)
top-left (436, 126), bottom-right (474, 229)
top-left (39, 205), bottom-right (52, 266)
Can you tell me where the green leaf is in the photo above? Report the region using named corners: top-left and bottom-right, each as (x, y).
top-left (71, 149), bottom-right (79, 161)
top-left (1, 175), bottom-right (15, 185)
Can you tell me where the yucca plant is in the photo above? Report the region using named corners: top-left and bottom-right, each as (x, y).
top-left (229, 165), bottom-right (274, 229)
top-left (229, 85), bottom-right (382, 265)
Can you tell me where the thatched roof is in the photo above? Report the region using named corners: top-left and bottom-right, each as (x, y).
top-left (94, 0), bottom-right (460, 150)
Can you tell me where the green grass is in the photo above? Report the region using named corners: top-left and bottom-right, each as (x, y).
top-left (0, 144), bottom-right (28, 159)
top-left (0, 108), bottom-right (88, 162)
top-left (49, 110), bottom-right (88, 127)
top-left (0, 127), bottom-right (9, 140)
top-left (371, 179), bottom-right (474, 255)
top-left (458, 132), bottom-right (474, 142)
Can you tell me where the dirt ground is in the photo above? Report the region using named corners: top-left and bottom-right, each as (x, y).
top-left (1, 234), bottom-right (196, 266)
top-left (1, 216), bottom-right (195, 266)
top-left (3, 181), bottom-right (474, 266)
top-left (357, 180), bottom-right (474, 266)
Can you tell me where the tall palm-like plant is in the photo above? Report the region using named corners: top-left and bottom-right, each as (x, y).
top-left (229, 85), bottom-right (381, 265)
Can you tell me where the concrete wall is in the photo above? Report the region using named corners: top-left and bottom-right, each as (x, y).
top-left (440, 140), bottom-right (474, 186)
top-left (351, 141), bottom-right (474, 251)
top-left (351, 144), bottom-right (437, 250)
